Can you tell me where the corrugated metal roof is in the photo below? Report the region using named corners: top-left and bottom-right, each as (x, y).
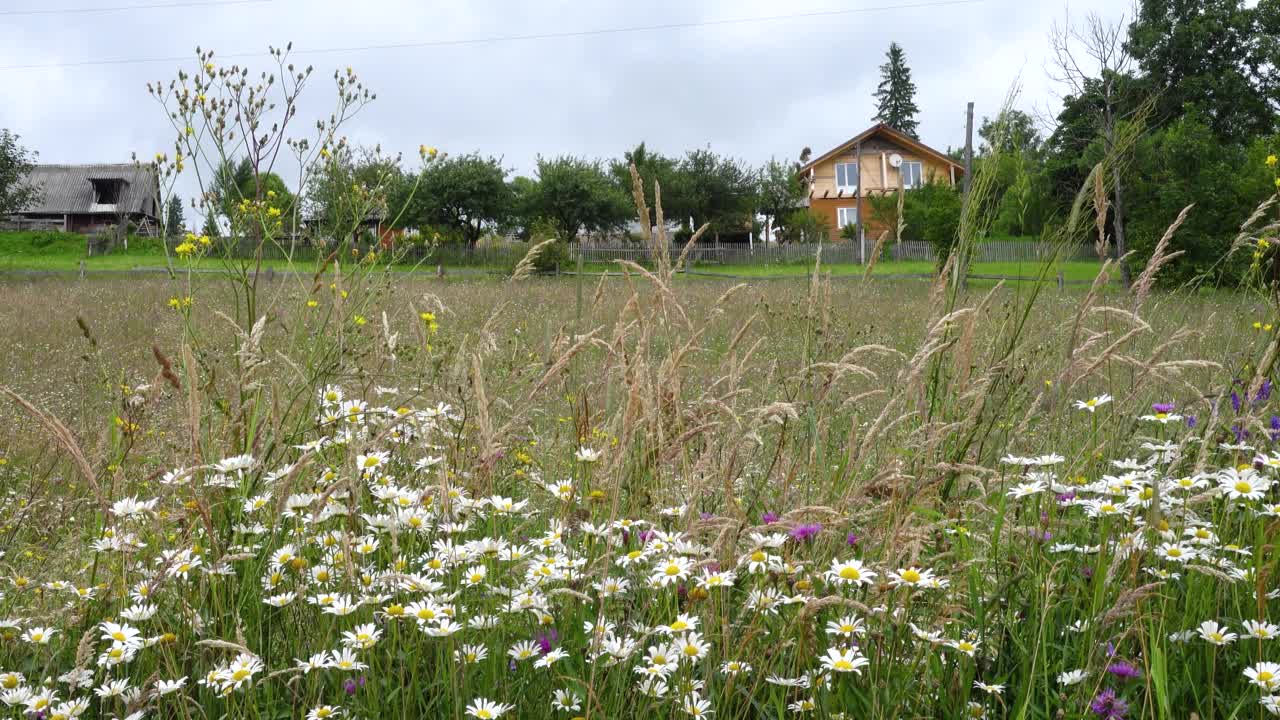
top-left (18, 164), bottom-right (158, 216)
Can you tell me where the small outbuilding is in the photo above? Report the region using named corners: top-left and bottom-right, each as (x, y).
top-left (5, 163), bottom-right (160, 236)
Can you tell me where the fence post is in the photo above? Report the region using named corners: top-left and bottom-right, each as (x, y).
top-left (1057, 270), bottom-right (1065, 291)
top-left (79, 260), bottom-right (85, 281)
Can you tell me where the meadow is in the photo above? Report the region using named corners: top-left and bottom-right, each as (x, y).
top-left (1, 48), bottom-right (1278, 720)
top-left (0, 254), bottom-right (1278, 720)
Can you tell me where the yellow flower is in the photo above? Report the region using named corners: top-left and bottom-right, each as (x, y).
top-left (1255, 321), bottom-right (1264, 330)
top-left (267, 207), bottom-right (281, 218)
top-left (174, 241), bottom-right (196, 256)
top-left (1268, 154), bottom-right (1278, 168)
top-left (306, 299), bottom-right (319, 308)
top-left (198, 234), bottom-right (211, 246)
top-left (354, 315), bottom-right (367, 326)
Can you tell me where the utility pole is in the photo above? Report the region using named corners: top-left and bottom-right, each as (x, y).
top-left (956, 101), bottom-right (974, 288)
top-left (962, 102), bottom-right (974, 198)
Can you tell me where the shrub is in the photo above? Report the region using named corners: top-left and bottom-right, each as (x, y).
top-left (780, 209), bottom-right (829, 244)
top-left (900, 180), bottom-right (962, 266)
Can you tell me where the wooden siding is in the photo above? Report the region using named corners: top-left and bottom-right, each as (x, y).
top-left (805, 135), bottom-right (957, 239)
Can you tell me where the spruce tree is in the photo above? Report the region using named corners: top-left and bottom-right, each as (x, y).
top-left (165, 195), bottom-right (185, 238)
top-left (872, 42), bottom-right (921, 138)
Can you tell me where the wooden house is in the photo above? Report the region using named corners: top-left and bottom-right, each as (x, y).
top-left (5, 163), bottom-right (160, 235)
top-left (798, 123), bottom-right (965, 241)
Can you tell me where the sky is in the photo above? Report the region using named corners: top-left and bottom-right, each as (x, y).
top-left (0, 0), bottom-right (1129, 199)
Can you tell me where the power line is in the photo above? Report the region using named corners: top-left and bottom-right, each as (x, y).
top-left (0, 0), bottom-right (271, 17)
top-left (2, 0), bottom-right (986, 71)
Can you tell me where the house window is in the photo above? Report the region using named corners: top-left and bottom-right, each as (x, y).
top-left (836, 207), bottom-right (858, 228)
top-left (834, 162), bottom-right (858, 194)
top-left (901, 161), bottom-right (923, 190)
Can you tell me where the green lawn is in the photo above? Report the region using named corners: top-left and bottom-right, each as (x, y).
top-left (684, 259), bottom-right (1107, 282)
top-left (0, 250), bottom-right (1108, 284)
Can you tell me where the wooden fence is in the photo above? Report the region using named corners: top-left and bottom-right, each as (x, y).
top-left (150, 237), bottom-right (1098, 267)
top-left (574, 240), bottom-right (1097, 265)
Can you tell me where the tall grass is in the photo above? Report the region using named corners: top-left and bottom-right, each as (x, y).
top-left (0, 49), bottom-right (1278, 720)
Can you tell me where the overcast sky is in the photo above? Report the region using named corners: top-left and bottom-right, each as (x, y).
top-left (1, 0), bottom-right (1128, 197)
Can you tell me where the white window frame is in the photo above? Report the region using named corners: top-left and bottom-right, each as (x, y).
top-left (836, 206), bottom-right (858, 228)
top-left (834, 162), bottom-right (859, 194)
top-left (901, 161), bottom-right (924, 190)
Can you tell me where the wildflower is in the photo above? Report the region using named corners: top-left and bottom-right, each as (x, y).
top-left (819, 647), bottom-right (868, 674)
top-left (1059, 669), bottom-right (1089, 686)
top-left (551, 689), bottom-right (581, 712)
top-left (1268, 154), bottom-right (1278, 168)
top-left (155, 678), bottom-right (187, 695)
top-left (1089, 688), bottom-right (1128, 719)
top-left (1141, 403), bottom-right (1182, 423)
top-left (307, 706), bottom-right (343, 720)
top-left (681, 693), bottom-right (713, 717)
top-left (1244, 619), bottom-right (1279, 640)
top-left (1219, 468), bottom-right (1271, 501)
top-left (789, 523), bottom-right (822, 542)
top-left (1106, 660), bottom-right (1141, 680)
top-left (889, 566), bottom-right (935, 588)
top-left (825, 615), bottom-right (865, 638)
top-left (21, 626), bottom-right (55, 644)
top-left (974, 681), bottom-right (1004, 695)
top-left (1008, 480), bottom-right (1047, 498)
top-left (720, 660), bottom-right (752, 676)
top-left (677, 632), bottom-right (710, 662)
top-left (761, 511), bottom-right (779, 524)
top-left (1074, 394), bottom-right (1113, 412)
top-left (652, 556), bottom-right (692, 586)
top-left (574, 447), bottom-right (602, 463)
top-left (1197, 620), bottom-right (1237, 645)
top-left (825, 558), bottom-right (876, 587)
top-left (341, 623), bottom-right (382, 650)
top-left (1246, 662), bottom-right (1280, 692)
top-left (1154, 542), bottom-right (1195, 563)
top-left (534, 648), bottom-right (569, 668)
top-left (465, 698), bottom-right (515, 719)
top-left (329, 648), bottom-right (368, 672)
top-left (508, 640), bottom-right (540, 662)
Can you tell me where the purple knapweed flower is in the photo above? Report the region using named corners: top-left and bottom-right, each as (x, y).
top-left (699, 511), bottom-right (713, 520)
top-left (762, 511), bottom-right (780, 524)
top-left (790, 523), bottom-right (822, 542)
top-left (536, 629), bottom-right (558, 655)
top-left (1089, 688), bottom-right (1129, 719)
top-left (1152, 402), bottom-right (1175, 414)
top-left (343, 676), bottom-right (366, 695)
top-left (1106, 660), bottom-right (1142, 680)
top-left (846, 532), bottom-right (859, 547)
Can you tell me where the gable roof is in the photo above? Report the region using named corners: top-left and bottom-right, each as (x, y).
top-left (799, 123), bottom-right (965, 175)
top-left (17, 164), bottom-right (158, 216)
